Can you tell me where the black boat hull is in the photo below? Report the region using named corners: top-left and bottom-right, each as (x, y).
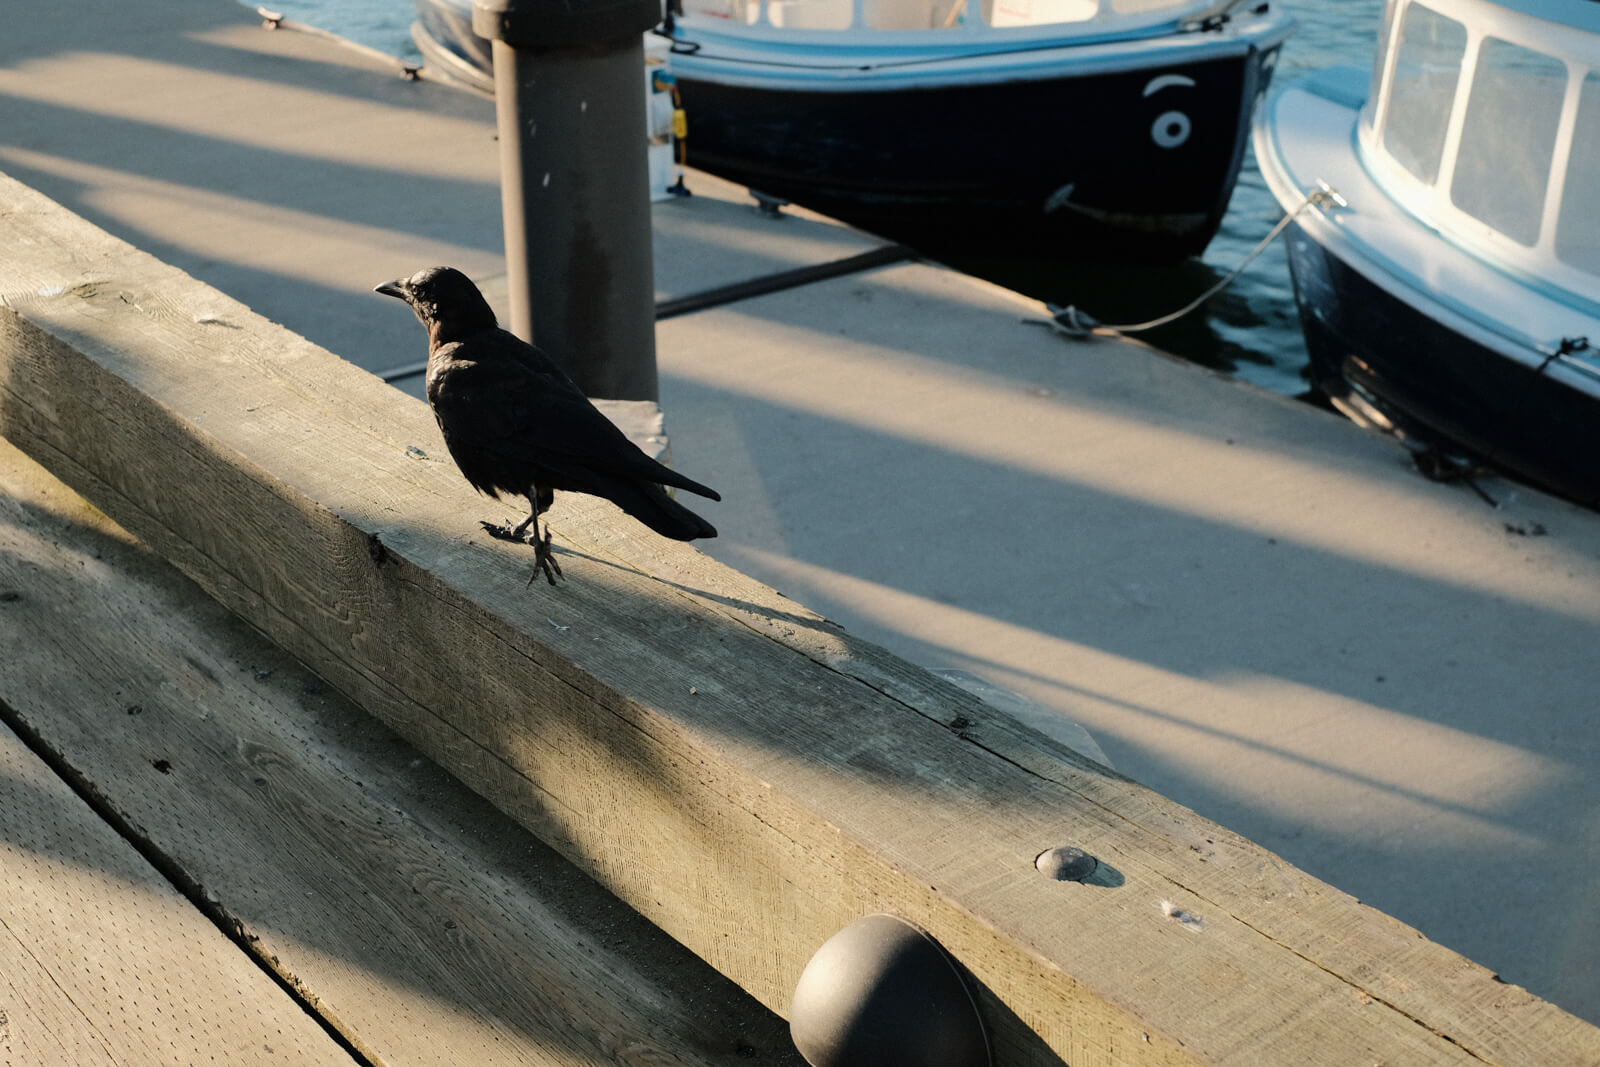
top-left (1285, 222), bottom-right (1600, 510)
top-left (675, 44), bottom-right (1278, 263)
top-left (412, 0), bottom-right (1284, 263)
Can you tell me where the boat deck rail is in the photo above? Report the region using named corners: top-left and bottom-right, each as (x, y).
top-left (676, 0), bottom-right (1255, 43)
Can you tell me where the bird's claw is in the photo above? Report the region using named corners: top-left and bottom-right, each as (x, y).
top-left (526, 531), bottom-right (564, 587)
top-left (482, 518), bottom-right (562, 586)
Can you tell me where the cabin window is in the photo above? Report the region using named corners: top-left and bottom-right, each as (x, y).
top-left (682, 0), bottom-right (859, 27)
top-left (1451, 38), bottom-right (1566, 246)
top-left (1109, 0), bottom-right (1193, 12)
top-left (1382, 2), bottom-right (1466, 185)
top-left (762, 0), bottom-right (854, 27)
top-left (986, 0), bottom-right (1097, 28)
top-left (1557, 72), bottom-right (1600, 275)
top-left (865, 0), bottom-right (972, 27)
top-left (680, 0), bottom-right (756, 22)
top-left (984, 0), bottom-right (1196, 24)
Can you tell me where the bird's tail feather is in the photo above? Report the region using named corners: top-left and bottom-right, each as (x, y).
top-left (609, 480), bottom-right (717, 541)
top-left (651, 464), bottom-right (721, 502)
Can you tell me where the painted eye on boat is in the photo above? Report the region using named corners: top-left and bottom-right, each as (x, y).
top-left (1152, 110), bottom-right (1192, 149)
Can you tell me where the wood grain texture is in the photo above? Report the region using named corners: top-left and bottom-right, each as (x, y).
top-left (0, 438), bottom-right (801, 1067)
top-left (3, 169), bottom-right (1597, 1066)
top-left (0, 722), bottom-right (352, 1066)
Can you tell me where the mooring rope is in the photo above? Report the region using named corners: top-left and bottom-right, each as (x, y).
top-left (1031, 182), bottom-right (1347, 341)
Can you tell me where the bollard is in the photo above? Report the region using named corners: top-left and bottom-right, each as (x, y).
top-left (790, 914), bottom-right (991, 1067)
top-left (474, 0), bottom-right (663, 401)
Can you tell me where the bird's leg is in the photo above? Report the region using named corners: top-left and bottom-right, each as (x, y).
top-left (524, 488), bottom-right (564, 586)
top-left (524, 485), bottom-right (561, 585)
top-left (526, 514), bottom-right (563, 587)
top-left (479, 494), bottom-right (562, 585)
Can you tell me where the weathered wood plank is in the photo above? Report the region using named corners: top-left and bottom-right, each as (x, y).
top-left (0, 719), bottom-right (354, 1066)
top-left (3, 169), bottom-right (1597, 1065)
top-left (0, 438), bottom-right (801, 1066)
top-left (550, 483), bottom-right (1594, 1063)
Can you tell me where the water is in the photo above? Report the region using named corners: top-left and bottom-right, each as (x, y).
top-left (1187, 0), bottom-right (1385, 396)
top-left (935, 0), bottom-right (1385, 397)
top-left (262, 0), bottom-right (1382, 396)
top-left (262, 0), bottom-right (425, 63)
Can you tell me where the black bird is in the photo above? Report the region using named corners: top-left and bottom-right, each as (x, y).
top-left (375, 266), bottom-right (720, 585)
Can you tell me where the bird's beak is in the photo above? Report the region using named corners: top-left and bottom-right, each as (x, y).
top-left (374, 280), bottom-right (409, 301)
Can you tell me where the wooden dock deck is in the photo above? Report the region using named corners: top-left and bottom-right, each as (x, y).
top-left (2, 0), bottom-right (1599, 1059)
top-left (0, 435), bottom-right (800, 1065)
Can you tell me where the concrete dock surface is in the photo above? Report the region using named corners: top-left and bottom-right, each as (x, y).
top-left (2, 0), bottom-right (1596, 1030)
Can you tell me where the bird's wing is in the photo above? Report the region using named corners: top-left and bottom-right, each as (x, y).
top-left (430, 335), bottom-right (720, 500)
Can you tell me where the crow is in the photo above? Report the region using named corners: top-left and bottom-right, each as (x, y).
top-left (375, 266), bottom-right (720, 586)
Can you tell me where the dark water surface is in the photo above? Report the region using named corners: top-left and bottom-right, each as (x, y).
top-left (934, 0), bottom-right (1384, 397)
top-left (266, 0), bottom-right (1383, 395)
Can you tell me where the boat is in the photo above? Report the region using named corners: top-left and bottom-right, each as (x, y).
top-left (413, 0), bottom-right (495, 94)
top-left (1254, 0), bottom-right (1600, 509)
top-left (413, 0), bottom-right (1296, 262)
top-left (413, 6), bottom-right (690, 202)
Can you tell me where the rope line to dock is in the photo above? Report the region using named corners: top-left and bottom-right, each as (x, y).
top-left (1032, 182), bottom-right (1346, 341)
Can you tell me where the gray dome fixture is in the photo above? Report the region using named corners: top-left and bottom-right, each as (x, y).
top-left (789, 913), bottom-right (992, 1067)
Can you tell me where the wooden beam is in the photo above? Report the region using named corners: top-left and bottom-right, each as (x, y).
top-left (3, 169), bottom-right (1596, 1065)
top-left (0, 437), bottom-right (803, 1066)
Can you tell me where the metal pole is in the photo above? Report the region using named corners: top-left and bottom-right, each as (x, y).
top-left (475, 0), bottom-right (662, 402)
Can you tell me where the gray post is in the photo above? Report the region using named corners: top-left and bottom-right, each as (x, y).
top-left (474, 0), bottom-right (663, 402)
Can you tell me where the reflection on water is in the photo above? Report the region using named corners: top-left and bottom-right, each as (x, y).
top-left (267, 0), bottom-right (1384, 397)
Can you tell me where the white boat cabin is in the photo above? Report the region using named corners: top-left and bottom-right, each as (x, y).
top-left (1358, 0), bottom-right (1600, 305)
top-left (679, 0), bottom-right (1224, 35)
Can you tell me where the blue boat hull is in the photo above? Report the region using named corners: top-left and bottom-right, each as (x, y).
top-left (1285, 223), bottom-right (1600, 510)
